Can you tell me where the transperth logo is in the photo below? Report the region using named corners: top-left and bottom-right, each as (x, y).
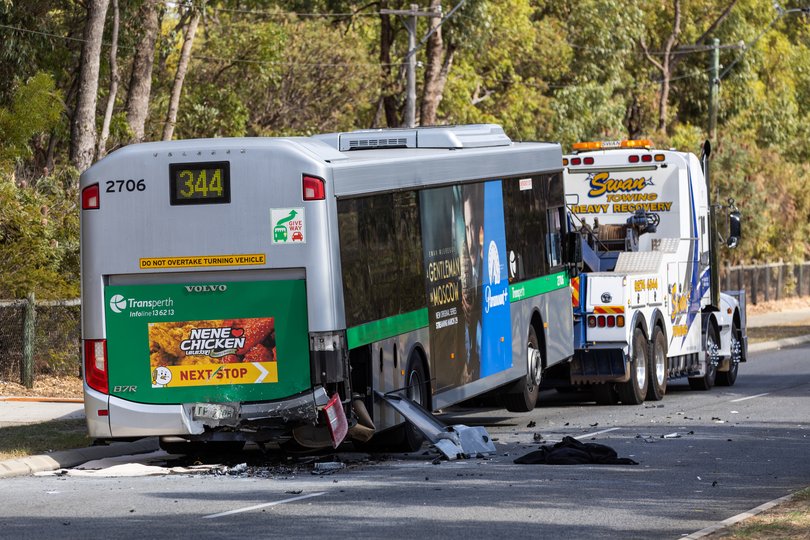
top-left (484, 240), bottom-right (508, 314)
top-left (109, 294), bottom-right (127, 313)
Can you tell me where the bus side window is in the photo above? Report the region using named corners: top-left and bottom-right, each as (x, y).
top-left (502, 174), bottom-right (550, 282)
top-left (337, 191), bottom-right (425, 329)
top-left (546, 206), bottom-right (564, 269)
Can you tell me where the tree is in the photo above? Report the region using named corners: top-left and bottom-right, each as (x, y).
top-left (125, 0), bottom-right (161, 143)
top-left (639, 0), bottom-right (739, 134)
top-left (96, 0), bottom-right (120, 159)
top-left (0, 73), bottom-right (62, 177)
top-left (419, 0), bottom-right (455, 126)
top-left (162, 5), bottom-right (201, 141)
top-left (70, 0), bottom-right (109, 172)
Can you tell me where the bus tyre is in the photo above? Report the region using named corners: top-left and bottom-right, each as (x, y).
top-left (716, 321), bottom-right (741, 387)
top-left (360, 353), bottom-right (431, 453)
top-left (401, 356), bottom-right (430, 452)
top-left (504, 325), bottom-right (541, 413)
top-left (646, 325), bottom-right (668, 401)
top-left (159, 438), bottom-right (245, 456)
top-left (617, 327), bottom-right (649, 405)
top-left (689, 323), bottom-right (719, 391)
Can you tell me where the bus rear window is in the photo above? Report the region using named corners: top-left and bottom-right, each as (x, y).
top-left (169, 162), bottom-right (231, 205)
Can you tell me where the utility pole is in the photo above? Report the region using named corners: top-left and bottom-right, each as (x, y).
top-left (381, 4), bottom-right (442, 128)
top-left (708, 37), bottom-right (720, 141)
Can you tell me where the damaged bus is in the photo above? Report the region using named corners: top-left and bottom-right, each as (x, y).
top-left (80, 124), bottom-right (575, 453)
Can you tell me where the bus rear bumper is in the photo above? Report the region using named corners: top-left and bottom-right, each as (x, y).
top-left (95, 387), bottom-right (331, 439)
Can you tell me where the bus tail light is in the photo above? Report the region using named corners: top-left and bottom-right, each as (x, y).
top-left (82, 184), bottom-right (100, 210)
top-left (84, 339), bottom-right (108, 394)
top-left (303, 175), bottom-right (325, 201)
top-left (323, 393), bottom-right (348, 448)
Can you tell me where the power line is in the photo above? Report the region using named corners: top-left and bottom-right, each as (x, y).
top-left (0, 22), bottom-right (401, 68)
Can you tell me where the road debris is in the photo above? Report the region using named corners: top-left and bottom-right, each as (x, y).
top-left (514, 436), bottom-right (638, 465)
top-left (312, 462), bottom-right (344, 475)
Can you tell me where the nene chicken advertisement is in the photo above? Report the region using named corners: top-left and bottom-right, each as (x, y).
top-left (104, 280), bottom-right (310, 404)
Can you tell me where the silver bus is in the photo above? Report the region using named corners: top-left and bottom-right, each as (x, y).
top-left (80, 124), bottom-right (574, 452)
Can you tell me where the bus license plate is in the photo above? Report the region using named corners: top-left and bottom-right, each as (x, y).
top-left (192, 403), bottom-right (237, 421)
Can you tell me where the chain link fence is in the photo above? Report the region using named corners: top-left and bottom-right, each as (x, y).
top-left (723, 261), bottom-right (810, 305)
top-left (0, 297), bottom-right (80, 386)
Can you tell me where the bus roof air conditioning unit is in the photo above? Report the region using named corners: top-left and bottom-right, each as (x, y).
top-left (316, 124), bottom-right (512, 152)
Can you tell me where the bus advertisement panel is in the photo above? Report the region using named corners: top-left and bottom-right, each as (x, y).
top-left (103, 280), bottom-right (310, 404)
top-left (420, 180), bottom-right (512, 392)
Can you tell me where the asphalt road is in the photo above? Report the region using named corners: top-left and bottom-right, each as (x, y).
top-left (1, 344), bottom-right (808, 540)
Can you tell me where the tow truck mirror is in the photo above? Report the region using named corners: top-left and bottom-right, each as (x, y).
top-left (727, 210), bottom-right (741, 248)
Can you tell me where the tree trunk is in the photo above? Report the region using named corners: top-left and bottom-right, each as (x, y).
top-left (162, 9), bottom-right (200, 141)
top-left (70, 0), bottom-right (109, 172)
top-left (379, 5), bottom-right (400, 128)
top-left (419, 0), bottom-right (445, 126)
top-left (125, 0), bottom-right (160, 143)
top-left (96, 0), bottom-right (119, 159)
top-left (641, 0), bottom-right (738, 134)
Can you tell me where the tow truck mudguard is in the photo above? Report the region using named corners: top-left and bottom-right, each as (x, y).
top-left (570, 347), bottom-right (629, 384)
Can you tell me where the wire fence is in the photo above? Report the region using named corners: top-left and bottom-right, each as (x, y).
top-left (0, 297), bottom-right (80, 386)
top-left (722, 261), bottom-right (810, 305)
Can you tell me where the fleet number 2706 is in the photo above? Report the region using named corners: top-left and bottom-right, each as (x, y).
top-left (106, 179), bottom-right (146, 192)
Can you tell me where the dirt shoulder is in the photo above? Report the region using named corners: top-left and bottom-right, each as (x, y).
top-left (0, 375), bottom-right (83, 400)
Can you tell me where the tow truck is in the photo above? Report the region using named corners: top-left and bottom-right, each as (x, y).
top-left (554, 139), bottom-right (746, 404)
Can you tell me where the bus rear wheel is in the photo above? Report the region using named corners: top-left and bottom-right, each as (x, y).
top-left (504, 325), bottom-right (541, 413)
top-left (617, 327), bottom-right (648, 405)
top-left (159, 438), bottom-right (245, 456)
top-left (360, 353), bottom-right (430, 453)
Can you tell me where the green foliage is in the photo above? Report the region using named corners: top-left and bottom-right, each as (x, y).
top-left (0, 176), bottom-right (79, 299)
top-left (0, 0), bottom-right (809, 303)
top-left (712, 135), bottom-right (810, 264)
top-left (0, 72), bottom-right (62, 173)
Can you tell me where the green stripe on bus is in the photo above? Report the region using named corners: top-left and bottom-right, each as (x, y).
top-left (510, 271), bottom-right (569, 302)
top-left (347, 308), bottom-right (429, 349)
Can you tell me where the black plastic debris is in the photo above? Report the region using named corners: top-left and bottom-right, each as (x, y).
top-left (513, 436), bottom-right (638, 465)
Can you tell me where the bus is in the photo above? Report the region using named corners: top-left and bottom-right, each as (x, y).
top-left (80, 124), bottom-right (575, 452)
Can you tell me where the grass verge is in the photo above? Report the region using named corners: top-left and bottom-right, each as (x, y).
top-left (0, 419), bottom-right (91, 461)
top-left (747, 325), bottom-right (810, 344)
top-left (707, 488), bottom-right (810, 539)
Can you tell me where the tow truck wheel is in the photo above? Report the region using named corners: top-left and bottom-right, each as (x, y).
top-left (689, 323), bottom-right (719, 391)
top-left (646, 325), bottom-right (668, 401)
top-left (504, 325), bottom-right (541, 412)
top-left (716, 321), bottom-right (741, 387)
top-left (617, 327), bottom-right (649, 405)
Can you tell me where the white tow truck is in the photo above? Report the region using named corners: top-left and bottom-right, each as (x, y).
top-left (557, 139), bottom-right (746, 404)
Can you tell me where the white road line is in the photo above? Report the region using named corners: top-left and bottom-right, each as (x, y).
top-left (202, 492), bottom-right (326, 519)
top-left (574, 427), bottom-right (621, 439)
top-left (730, 392), bottom-right (770, 403)
top-left (682, 492), bottom-right (796, 539)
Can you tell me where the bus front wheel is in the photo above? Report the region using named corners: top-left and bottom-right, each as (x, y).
top-left (504, 325), bottom-right (541, 413)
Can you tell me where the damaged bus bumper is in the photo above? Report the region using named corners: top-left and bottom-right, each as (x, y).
top-left (94, 386), bottom-right (331, 440)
